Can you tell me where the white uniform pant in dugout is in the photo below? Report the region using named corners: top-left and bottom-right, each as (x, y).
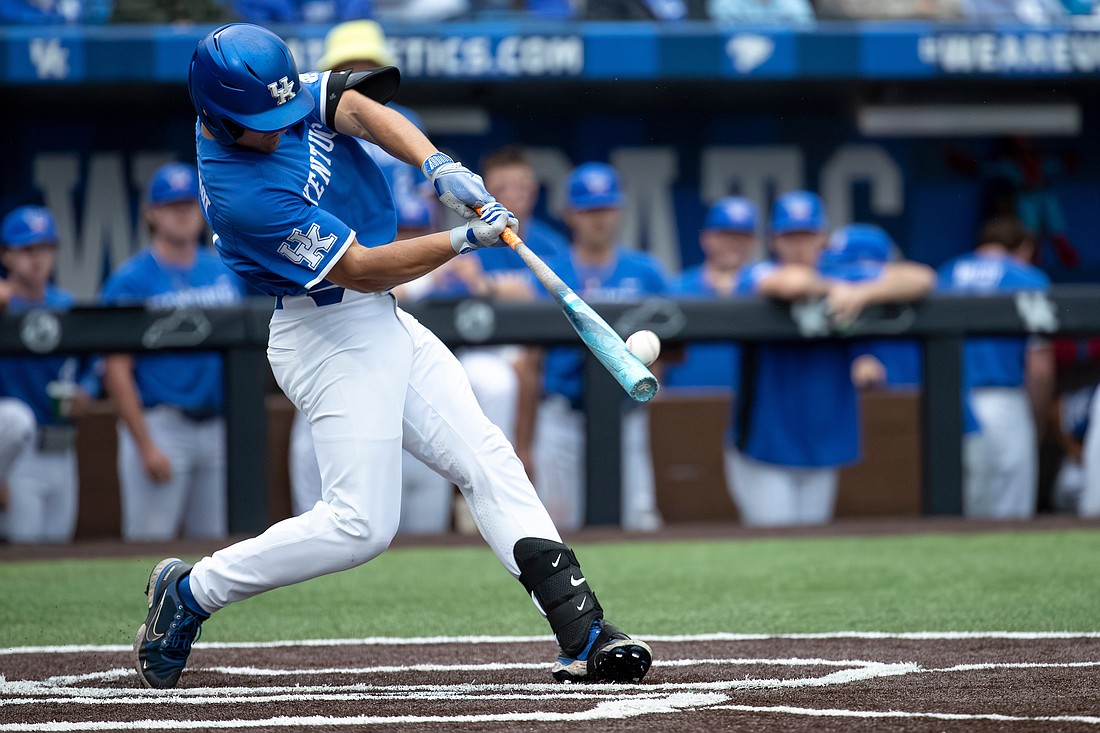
top-left (533, 396), bottom-right (661, 532)
top-left (724, 446), bottom-right (838, 527)
top-left (188, 291), bottom-right (560, 612)
top-left (0, 398), bottom-right (79, 544)
top-left (117, 407), bottom-right (227, 541)
top-left (964, 387), bottom-right (1037, 519)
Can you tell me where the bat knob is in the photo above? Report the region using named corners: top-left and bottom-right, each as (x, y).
top-left (630, 376), bottom-right (659, 403)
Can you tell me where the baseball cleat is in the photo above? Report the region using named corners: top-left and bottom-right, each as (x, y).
top-left (551, 619), bottom-right (653, 683)
top-left (133, 558), bottom-right (206, 689)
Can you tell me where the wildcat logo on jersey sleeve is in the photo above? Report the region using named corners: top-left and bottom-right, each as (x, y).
top-left (278, 222), bottom-right (337, 269)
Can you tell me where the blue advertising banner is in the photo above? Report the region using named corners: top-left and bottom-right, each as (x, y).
top-left (4, 22), bottom-right (1100, 83)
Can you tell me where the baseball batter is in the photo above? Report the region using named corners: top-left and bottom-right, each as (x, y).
top-left (102, 162), bottom-right (244, 542)
top-left (0, 205), bottom-right (95, 544)
top-left (134, 23), bottom-right (651, 690)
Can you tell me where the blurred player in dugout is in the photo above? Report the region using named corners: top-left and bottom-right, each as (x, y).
top-left (663, 196), bottom-right (760, 395)
top-left (0, 205), bottom-right (97, 543)
top-left (938, 215), bottom-right (1054, 519)
top-left (518, 162), bottom-right (669, 531)
top-left (101, 163), bottom-right (245, 542)
top-left (728, 191), bottom-right (935, 527)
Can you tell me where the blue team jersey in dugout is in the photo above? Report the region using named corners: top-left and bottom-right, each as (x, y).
top-left (101, 249), bottom-right (243, 411)
top-left (541, 248), bottom-right (668, 408)
top-left (731, 260), bottom-right (871, 468)
top-left (664, 264), bottom-right (740, 391)
top-left (196, 71), bottom-right (397, 298)
top-left (0, 287), bottom-right (90, 426)
top-left (937, 252), bottom-right (1050, 389)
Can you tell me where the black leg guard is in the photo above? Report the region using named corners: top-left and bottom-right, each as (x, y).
top-left (514, 538), bottom-right (602, 657)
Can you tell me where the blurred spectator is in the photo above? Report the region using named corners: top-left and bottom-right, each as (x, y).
top-left (522, 162), bottom-right (670, 531)
top-left (937, 216), bottom-right (1053, 519)
top-left (664, 196), bottom-right (758, 392)
top-left (707, 0), bottom-right (814, 22)
top-left (1, 0), bottom-right (111, 23)
top-left (578, 0), bottom-right (688, 19)
top-left (727, 191), bottom-right (935, 527)
top-left (234, 0), bottom-right (372, 23)
top-left (319, 20), bottom-right (433, 212)
top-left (0, 205), bottom-right (96, 544)
top-left (101, 163), bottom-right (244, 542)
top-left (111, 0), bottom-right (230, 23)
top-left (958, 0), bottom-right (1068, 22)
top-left (813, 0), bottom-right (962, 19)
top-left (372, 0), bottom-right (468, 21)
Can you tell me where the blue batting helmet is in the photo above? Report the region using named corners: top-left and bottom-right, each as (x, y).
top-left (188, 23), bottom-right (314, 146)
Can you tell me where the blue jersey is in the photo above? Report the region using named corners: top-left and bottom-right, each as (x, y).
top-left (0, 287), bottom-right (92, 427)
top-left (542, 248), bottom-right (668, 408)
top-left (664, 264), bottom-right (740, 391)
top-left (101, 250), bottom-right (243, 412)
top-left (937, 252), bottom-right (1050, 389)
top-left (731, 260), bottom-right (866, 468)
top-left (197, 71), bottom-right (396, 299)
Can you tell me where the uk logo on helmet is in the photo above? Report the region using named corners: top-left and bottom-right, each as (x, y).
top-left (267, 76), bottom-right (296, 106)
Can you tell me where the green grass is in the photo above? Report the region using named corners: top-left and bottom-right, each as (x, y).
top-left (1, 529), bottom-right (1098, 647)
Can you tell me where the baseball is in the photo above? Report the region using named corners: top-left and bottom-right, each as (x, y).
top-left (626, 330), bottom-right (661, 366)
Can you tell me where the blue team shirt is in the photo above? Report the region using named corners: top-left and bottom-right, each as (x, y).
top-left (731, 260), bottom-right (871, 468)
top-left (0, 287), bottom-right (92, 427)
top-left (197, 71), bottom-right (396, 299)
top-left (101, 250), bottom-right (243, 411)
top-left (937, 252), bottom-right (1050, 389)
top-left (475, 219), bottom-right (570, 273)
top-left (541, 248), bottom-right (668, 408)
top-left (664, 264), bottom-right (740, 391)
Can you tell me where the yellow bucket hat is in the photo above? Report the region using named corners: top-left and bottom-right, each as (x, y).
top-left (318, 20), bottom-right (395, 70)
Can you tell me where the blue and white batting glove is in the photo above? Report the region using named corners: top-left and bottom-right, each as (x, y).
top-left (449, 201), bottom-right (519, 255)
top-left (422, 152), bottom-right (493, 220)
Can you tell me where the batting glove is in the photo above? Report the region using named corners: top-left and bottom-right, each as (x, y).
top-left (422, 152), bottom-right (493, 220)
top-left (449, 201), bottom-right (518, 255)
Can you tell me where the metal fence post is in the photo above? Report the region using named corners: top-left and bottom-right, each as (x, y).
top-left (584, 352), bottom-right (623, 526)
top-left (223, 346), bottom-right (270, 534)
top-left (921, 335), bottom-right (964, 515)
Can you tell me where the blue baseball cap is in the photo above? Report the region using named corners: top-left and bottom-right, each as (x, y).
top-left (825, 224), bottom-right (893, 265)
top-left (148, 163), bottom-right (200, 205)
top-left (704, 196), bottom-right (757, 232)
top-left (771, 191), bottom-right (826, 234)
top-left (2, 205), bottom-right (58, 248)
top-left (566, 162), bottom-right (623, 210)
top-left (395, 195), bottom-right (433, 231)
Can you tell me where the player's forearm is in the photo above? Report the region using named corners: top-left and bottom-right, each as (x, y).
top-left (327, 234), bottom-right (458, 293)
top-left (334, 94), bottom-right (436, 168)
top-left (860, 262), bottom-right (936, 304)
top-left (758, 264), bottom-right (830, 301)
top-left (103, 355), bottom-right (156, 451)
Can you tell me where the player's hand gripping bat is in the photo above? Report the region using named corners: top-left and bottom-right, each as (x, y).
top-left (477, 208), bottom-right (659, 402)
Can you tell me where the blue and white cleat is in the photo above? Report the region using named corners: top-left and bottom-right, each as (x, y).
top-left (551, 619), bottom-right (652, 683)
top-left (133, 558), bottom-right (206, 689)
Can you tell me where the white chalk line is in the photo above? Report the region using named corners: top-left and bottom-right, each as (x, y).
top-left (4, 630), bottom-right (1099, 656)
top-left (717, 704), bottom-right (1100, 725)
top-left (0, 692), bottom-right (728, 731)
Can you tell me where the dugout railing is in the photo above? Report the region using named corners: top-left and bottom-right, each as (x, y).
top-left (0, 288), bottom-right (1086, 531)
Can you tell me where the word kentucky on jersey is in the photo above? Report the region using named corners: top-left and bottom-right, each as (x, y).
top-left (304, 123), bottom-right (338, 204)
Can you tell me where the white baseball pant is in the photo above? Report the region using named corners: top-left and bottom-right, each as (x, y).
top-left (533, 395), bottom-right (661, 532)
top-left (117, 407), bottom-right (228, 541)
top-left (288, 346), bottom-right (521, 533)
top-left (1078, 384), bottom-right (1100, 517)
top-left (723, 446), bottom-right (838, 526)
top-left (188, 291), bottom-right (560, 612)
top-left (0, 399), bottom-right (78, 544)
top-left (964, 387), bottom-right (1037, 519)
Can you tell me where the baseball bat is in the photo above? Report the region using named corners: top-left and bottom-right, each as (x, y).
top-left (478, 210), bottom-right (659, 403)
